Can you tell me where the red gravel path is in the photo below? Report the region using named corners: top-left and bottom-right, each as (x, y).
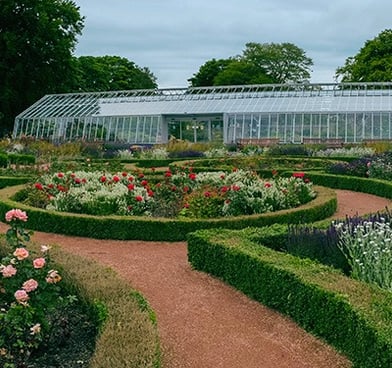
top-left (2, 190), bottom-right (391, 368)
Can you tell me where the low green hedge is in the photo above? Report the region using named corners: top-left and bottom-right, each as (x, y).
top-left (306, 172), bottom-right (392, 199)
top-left (187, 228), bottom-right (392, 368)
top-left (7, 153), bottom-right (36, 165)
top-left (0, 185), bottom-right (336, 241)
top-left (0, 153), bottom-right (36, 166)
top-left (0, 176), bottom-right (31, 189)
top-left (170, 156), bottom-right (340, 172)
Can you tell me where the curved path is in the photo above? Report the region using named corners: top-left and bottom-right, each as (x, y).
top-left (2, 190), bottom-right (391, 368)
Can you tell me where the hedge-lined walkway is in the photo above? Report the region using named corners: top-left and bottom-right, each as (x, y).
top-left (1, 190), bottom-right (391, 368)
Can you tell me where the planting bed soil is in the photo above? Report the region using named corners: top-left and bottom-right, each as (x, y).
top-left (1, 189), bottom-right (391, 368)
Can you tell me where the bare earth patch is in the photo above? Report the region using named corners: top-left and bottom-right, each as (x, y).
top-left (1, 190), bottom-right (391, 368)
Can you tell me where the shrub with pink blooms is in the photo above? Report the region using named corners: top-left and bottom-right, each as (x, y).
top-left (0, 209), bottom-right (72, 367)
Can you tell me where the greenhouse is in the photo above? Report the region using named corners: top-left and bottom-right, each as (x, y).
top-left (13, 82), bottom-right (392, 145)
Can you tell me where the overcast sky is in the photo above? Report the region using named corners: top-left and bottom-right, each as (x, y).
top-left (73, 0), bottom-right (392, 88)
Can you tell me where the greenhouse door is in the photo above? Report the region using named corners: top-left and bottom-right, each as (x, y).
top-left (167, 115), bottom-right (223, 143)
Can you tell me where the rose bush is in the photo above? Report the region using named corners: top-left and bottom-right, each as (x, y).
top-left (0, 209), bottom-right (70, 367)
top-left (26, 168), bottom-right (316, 219)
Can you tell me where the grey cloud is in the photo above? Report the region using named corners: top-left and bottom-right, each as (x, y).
top-left (74, 0), bottom-right (392, 87)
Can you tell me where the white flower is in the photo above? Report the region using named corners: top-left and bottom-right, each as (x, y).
top-left (30, 323), bottom-right (41, 335)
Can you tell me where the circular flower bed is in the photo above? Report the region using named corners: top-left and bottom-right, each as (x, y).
top-left (26, 169), bottom-right (316, 219)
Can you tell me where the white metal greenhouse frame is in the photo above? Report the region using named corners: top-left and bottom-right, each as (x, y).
top-left (13, 82), bottom-right (392, 145)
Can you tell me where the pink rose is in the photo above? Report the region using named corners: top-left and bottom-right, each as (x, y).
top-left (33, 257), bottom-right (46, 269)
top-left (1, 265), bottom-right (17, 278)
top-left (15, 289), bottom-right (29, 303)
top-left (13, 247), bottom-right (29, 260)
top-left (5, 209), bottom-right (28, 222)
top-left (22, 279), bottom-right (38, 292)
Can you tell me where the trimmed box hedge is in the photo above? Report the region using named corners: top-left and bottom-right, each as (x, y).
top-left (0, 185), bottom-right (337, 241)
top-left (187, 228), bottom-right (392, 368)
top-left (0, 176), bottom-right (31, 189)
top-left (305, 172), bottom-right (392, 199)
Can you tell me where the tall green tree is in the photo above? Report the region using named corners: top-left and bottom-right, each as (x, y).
top-left (335, 29), bottom-right (392, 82)
top-left (188, 58), bottom-right (233, 87)
top-left (213, 60), bottom-right (274, 86)
top-left (189, 42), bottom-right (313, 87)
top-left (71, 56), bottom-right (157, 92)
top-left (242, 42), bottom-right (313, 83)
top-left (0, 0), bottom-right (84, 135)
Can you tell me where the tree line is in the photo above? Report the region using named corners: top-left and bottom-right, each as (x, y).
top-left (1, 0), bottom-right (392, 136)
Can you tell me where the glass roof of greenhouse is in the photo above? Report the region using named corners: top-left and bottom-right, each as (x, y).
top-left (17, 82), bottom-right (392, 119)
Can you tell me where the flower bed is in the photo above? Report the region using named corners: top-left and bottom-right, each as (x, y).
top-left (25, 169), bottom-right (316, 219)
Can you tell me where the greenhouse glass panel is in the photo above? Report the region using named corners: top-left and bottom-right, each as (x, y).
top-left (302, 114), bottom-right (311, 139)
top-left (373, 113), bottom-right (381, 139)
top-left (381, 113), bottom-right (391, 139)
top-left (337, 114), bottom-right (347, 141)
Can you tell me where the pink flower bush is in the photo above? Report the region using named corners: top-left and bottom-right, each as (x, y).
top-left (22, 278), bottom-right (38, 292)
top-left (1, 209), bottom-right (67, 364)
top-left (1, 265), bottom-right (17, 278)
top-left (5, 209), bottom-right (28, 222)
top-left (13, 247), bottom-right (29, 260)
